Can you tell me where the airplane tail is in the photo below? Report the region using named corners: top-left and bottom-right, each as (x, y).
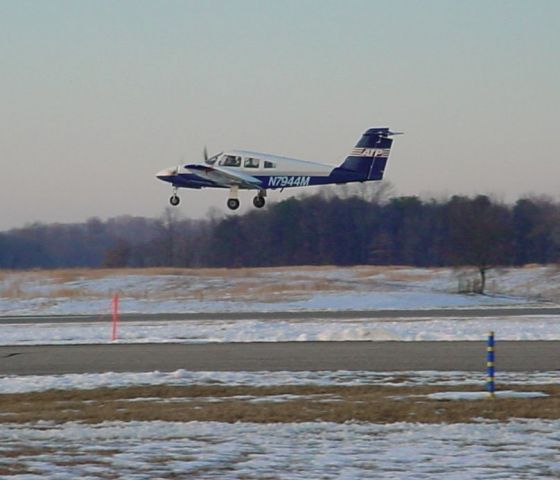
top-left (337, 128), bottom-right (398, 181)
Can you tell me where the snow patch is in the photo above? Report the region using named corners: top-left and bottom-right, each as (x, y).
top-left (2, 315), bottom-right (560, 345)
top-left (426, 390), bottom-right (549, 400)
top-left (1, 420), bottom-right (559, 478)
top-left (3, 265), bottom-right (556, 317)
top-left (1, 370), bottom-right (558, 394)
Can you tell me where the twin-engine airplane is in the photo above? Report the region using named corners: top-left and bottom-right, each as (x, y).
top-left (156, 127), bottom-right (399, 210)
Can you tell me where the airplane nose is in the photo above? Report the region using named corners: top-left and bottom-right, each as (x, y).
top-left (156, 167), bottom-right (178, 179)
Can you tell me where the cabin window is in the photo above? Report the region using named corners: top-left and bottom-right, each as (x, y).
top-left (264, 161), bottom-right (276, 169)
top-left (244, 157), bottom-right (260, 168)
top-left (220, 155), bottom-right (241, 167)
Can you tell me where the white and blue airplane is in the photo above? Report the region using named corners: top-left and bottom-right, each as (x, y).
top-left (156, 128), bottom-right (399, 210)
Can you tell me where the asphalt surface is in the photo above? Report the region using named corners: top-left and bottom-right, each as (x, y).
top-left (1, 306), bottom-right (560, 324)
top-left (1, 341), bottom-right (558, 375)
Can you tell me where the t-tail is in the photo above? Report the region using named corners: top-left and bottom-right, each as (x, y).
top-left (333, 128), bottom-right (400, 182)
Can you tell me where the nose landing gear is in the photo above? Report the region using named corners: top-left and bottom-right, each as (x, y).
top-left (169, 187), bottom-right (180, 206)
top-left (227, 198), bottom-right (240, 210)
top-left (226, 186), bottom-right (240, 210)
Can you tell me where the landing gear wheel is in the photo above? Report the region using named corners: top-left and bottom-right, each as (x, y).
top-left (227, 198), bottom-right (240, 210)
top-left (170, 195), bottom-right (180, 206)
top-left (253, 195), bottom-right (265, 208)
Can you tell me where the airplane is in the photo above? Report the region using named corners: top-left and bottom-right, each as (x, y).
top-left (156, 127), bottom-right (399, 210)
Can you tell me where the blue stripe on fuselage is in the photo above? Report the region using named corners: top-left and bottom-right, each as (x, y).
top-left (256, 170), bottom-right (367, 189)
top-left (159, 170), bottom-right (377, 190)
top-left (158, 173), bottom-right (216, 189)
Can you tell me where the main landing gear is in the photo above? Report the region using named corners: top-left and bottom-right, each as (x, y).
top-left (225, 188), bottom-right (267, 210)
top-left (253, 193), bottom-right (266, 208)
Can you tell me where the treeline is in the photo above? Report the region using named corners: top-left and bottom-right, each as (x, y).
top-left (1, 192), bottom-right (559, 270)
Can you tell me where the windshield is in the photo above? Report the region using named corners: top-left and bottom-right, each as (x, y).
top-left (205, 152), bottom-right (222, 165)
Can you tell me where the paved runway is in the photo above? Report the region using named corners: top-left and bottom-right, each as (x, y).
top-left (1, 341), bottom-right (558, 375)
top-left (1, 306), bottom-right (559, 324)
top-left (1, 307), bottom-right (558, 375)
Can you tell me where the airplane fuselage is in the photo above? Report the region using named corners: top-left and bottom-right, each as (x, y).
top-left (156, 128), bottom-right (397, 209)
top-left (158, 150), bottom-right (378, 190)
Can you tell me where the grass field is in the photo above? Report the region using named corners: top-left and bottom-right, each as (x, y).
top-left (2, 265), bottom-right (560, 318)
top-left (1, 383), bottom-right (557, 425)
top-left (2, 265), bottom-right (559, 303)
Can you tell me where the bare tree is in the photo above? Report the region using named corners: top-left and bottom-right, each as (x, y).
top-left (318, 180), bottom-right (395, 203)
top-left (447, 195), bottom-right (514, 294)
top-left (154, 207), bottom-right (182, 266)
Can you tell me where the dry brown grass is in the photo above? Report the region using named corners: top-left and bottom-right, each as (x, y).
top-left (47, 288), bottom-right (90, 298)
top-left (383, 271), bottom-right (436, 283)
top-left (48, 267), bottom-right (212, 281)
top-left (0, 446), bottom-right (118, 476)
top-left (0, 265), bottom-right (345, 280)
top-left (0, 447), bottom-right (58, 458)
top-left (206, 279), bottom-right (349, 303)
top-left (2, 265), bottom-right (558, 303)
top-left (0, 447), bottom-right (59, 475)
top-left (0, 271), bottom-right (20, 283)
top-left (0, 266), bottom-right (365, 302)
top-left (352, 265), bottom-right (445, 283)
top-left (0, 281), bottom-right (25, 299)
top-left (0, 464), bottom-right (31, 476)
top-left (1, 384), bottom-right (558, 425)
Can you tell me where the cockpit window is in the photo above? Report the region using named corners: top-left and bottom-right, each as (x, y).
top-left (219, 155), bottom-right (241, 167)
top-left (206, 153), bottom-right (221, 165)
top-left (244, 157), bottom-right (260, 168)
top-left (264, 160), bottom-right (276, 169)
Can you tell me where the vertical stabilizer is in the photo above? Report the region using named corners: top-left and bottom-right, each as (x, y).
top-left (337, 128), bottom-right (396, 180)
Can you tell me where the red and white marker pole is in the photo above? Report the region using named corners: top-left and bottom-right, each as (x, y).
top-left (111, 293), bottom-right (120, 341)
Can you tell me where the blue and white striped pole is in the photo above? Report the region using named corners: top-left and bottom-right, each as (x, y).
top-left (487, 331), bottom-right (496, 399)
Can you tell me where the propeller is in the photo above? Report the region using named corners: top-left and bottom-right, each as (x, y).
top-left (174, 155), bottom-right (185, 174)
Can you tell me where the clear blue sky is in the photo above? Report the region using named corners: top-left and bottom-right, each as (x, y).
top-left (1, 0), bottom-right (559, 229)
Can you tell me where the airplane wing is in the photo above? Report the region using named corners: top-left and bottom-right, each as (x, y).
top-left (185, 164), bottom-right (263, 189)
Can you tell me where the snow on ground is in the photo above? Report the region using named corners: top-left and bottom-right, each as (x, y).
top-left (1, 370), bottom-right (559, 394)
top-left (1, 315), bottom-right (560, 345)
top-left (425, 391), bottom-right (549, 400)
top-left (2, 266), bottom-right (558, 479)
top-left (0, 290), bottom-right (529, 317)
top-left (1, 265), bottom-right (559, 316)
top-left (1, 266), bottom-right (558, 345)
top-left (1, 420), bottom-right (559, 479)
